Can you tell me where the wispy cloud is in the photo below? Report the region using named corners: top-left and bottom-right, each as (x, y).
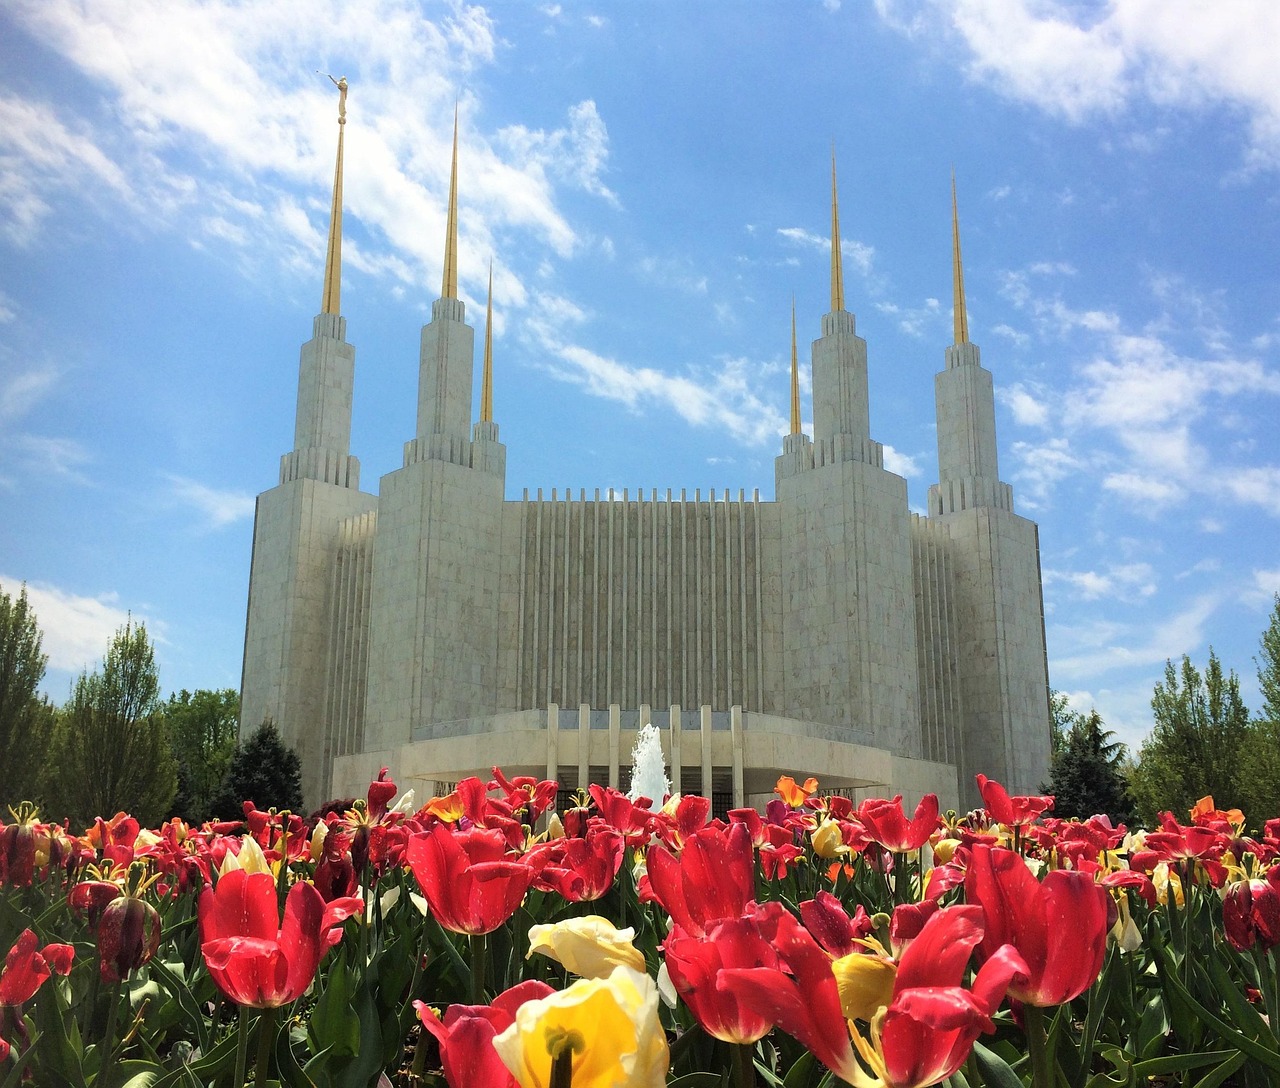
top-left (165, 474), bottom-right (255, 530)
top-left (874, 0), bottom-right (1280, 170)
top-left (4, 0), bottom-right (615, 310)
top-left (776, 227), bottom-right (874, 276)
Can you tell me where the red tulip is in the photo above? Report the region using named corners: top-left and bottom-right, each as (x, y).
top-left (876, 906), bottom-right (1027, 1088)
top-left (528, 828), bottom-right (623, 902)
top-left (1223, 869), bottom-right (1280, 952)
top-left (664, 917), bottom-right (780, 1044)
top-left (415, 979), bottom-right (554, 1088)
top-left (0, 929), bottom-right (74, 1006)
top-left (798, 890), bottom-right (873, 958)
top-left (405, 824), bottom-right (533, 935)
top-left (716, 902), bottom-right (864, 1083)
top-left (857, 794), bottom-right (939, 852)
top-left (199, 869), bottom-right (360, 1008)
top-left (647, 823), bottom-right (755, 937)
top-left (964, 844), bottom-right (1107, 1006)
top-left (975, 775), bottom-right (1053, 827)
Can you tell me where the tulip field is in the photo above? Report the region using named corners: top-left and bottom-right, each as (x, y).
top-left (2, 771), bottom-right (1279, 1088)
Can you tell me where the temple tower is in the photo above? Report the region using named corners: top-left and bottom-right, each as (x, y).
top-left (928, 177), bottom-right (1052, 800)
top-left (362, 113), bottom-right (508, 754)
top-left (775, 154), bottom-right (922, 758)
top-left (241, 78), bottom-right (378, 804)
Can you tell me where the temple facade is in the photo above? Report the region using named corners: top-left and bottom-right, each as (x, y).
top-left (239, 91), bottom-right (1052, 813)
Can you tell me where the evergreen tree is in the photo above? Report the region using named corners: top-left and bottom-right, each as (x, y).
top-left (1236, 595), bottom-right (1280, 828)
top-left (0, 584), bottom-right (52, 811)
top-left (46, 620), bottom-right (178, 827)
top-left (212, 721), bottom-right (302, 818)
top-left (1044, 709), bottom-right (1135, 824)
top-left (164, 688), bottom-right (239, 824)
top-left (1129, 649), bottom-right (1249, 826)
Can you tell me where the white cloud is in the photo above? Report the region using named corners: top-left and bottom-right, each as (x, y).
top-left (875, 0), bottom-right (1280, 169)
top-left (883, 445), bottom-right (921, 478)
top-left (1100, 472), bottom-right (1185, 509)
top-left (0, 575), bottom-right (163, 678)
top-left (1000, 383), bottom-right (1048, 427)
top-left (1050, 594), bottom-right (1220, 682)
top-left (166, 474), bottom-right (255, 529)
top-left (1009, 436), bottom-right (1080, 506)
top-left (524, 314), bottom-right (786, 447)
top-left (1045, 561), bottom-right (1157, 603)
top-left (776, 227), bottom-right (874, 276)
top-left (3, 0), bottom-right (613, 310)
top-left (9, 435), bottom-right (91, 482)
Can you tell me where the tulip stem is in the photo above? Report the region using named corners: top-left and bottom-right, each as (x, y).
top-left (254, 1005), bottom-right (276, 1087)
top-left (469, 932), bottom-right (489, 1004)
top-left (98, 980), bottom-right (122, 1087)
top-left (730, 1042), bottom-right (756, 1088)
top-left (1024, 1003), bottom-right (1051, 1088)
top-left (233, 1004), bottom-right (251, 1088)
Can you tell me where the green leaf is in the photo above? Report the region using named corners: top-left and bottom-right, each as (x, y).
top-left (971, 1041), bottom-right (1023, 1088)
top-left (782, 1050), bottom-right (816, 1088)
top-left (1150, 943), bottom-right (1280, 1072)
top-left (1191, 1051), bottom-right (1246, 1088)
top-left (146, 960), bottom-right (210, 1054)
top-left (274, 1017), bottom-right (319, 1088)
top-left (116, 1061), bottom-right (166, 1088)
top-left (668, 1075), bottom-right (726, 1087)
top-left (307, 952), bottom-right (360, 1060)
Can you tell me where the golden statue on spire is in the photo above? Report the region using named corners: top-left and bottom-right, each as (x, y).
top-left (320, 75), bottom-right (347, 316)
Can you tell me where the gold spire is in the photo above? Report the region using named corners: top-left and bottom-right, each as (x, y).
top-left (830, 146), bottom-right (845, 313)
top-left (480, 260), bottom-right (494, 422)
top-left (320, 76), bottom-right (347, 316)
top-left (951, 170), bottom-right (969, 345)
top-left (789, 296), bottom-right (801, 435)
top-left (442, 105), bottom-right (460, 300)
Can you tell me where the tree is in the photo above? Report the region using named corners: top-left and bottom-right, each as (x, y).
top-left (1236, 595), bottom-right (1280, 827)
top-left (1128, 649), bottom-right (1250, 826)
top-left (1043, 709), bottom-right (1135, 825)
top-left (164, 688), bottom-right (239, 824)
top-left (212, 721), bottom-right (302, 818)
top-left (46, 620), bottom-right (178, 828)
top-left (0, 584), bottom-right (53, 811)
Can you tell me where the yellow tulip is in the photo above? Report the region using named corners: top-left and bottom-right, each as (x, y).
top-left (811, 818), bottom-right (848, 860)
top-left (493, 965), bottom-right (668, 1088)
top-left (528, 917), bottom-right (646, 979)
top-left (832, 947), bottom-right (897, 1023)
top-left (218, 834), bottom-right (273, 877)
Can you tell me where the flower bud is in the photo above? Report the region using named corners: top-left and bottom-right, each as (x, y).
top-left (97, 896), bottom-right (161, 982)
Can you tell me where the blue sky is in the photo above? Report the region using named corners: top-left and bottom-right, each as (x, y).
top-left (2, 0), bottom-right (1278, 756)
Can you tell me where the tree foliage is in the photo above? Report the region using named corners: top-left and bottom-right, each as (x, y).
top-left (0, 583), bottom-right (53, 811)
top-left (164, 688), bottom-right (239, 824)
top-left (212, 720), bottom-right (302, 818)
top-left (1129, 649), bottom-right (1249, 826)
top-left (46, 620), bottom-right (178, 827)
top-left (1236, 595), bottom-right (1280, 825)
top-left (1043, 707), bottom-right (1134, 824)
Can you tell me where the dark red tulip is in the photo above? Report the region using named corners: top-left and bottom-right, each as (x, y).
top-left (97, 895), bottom-right (161, 982)
top-left (1223, 869), bottom-right (1280, 952)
